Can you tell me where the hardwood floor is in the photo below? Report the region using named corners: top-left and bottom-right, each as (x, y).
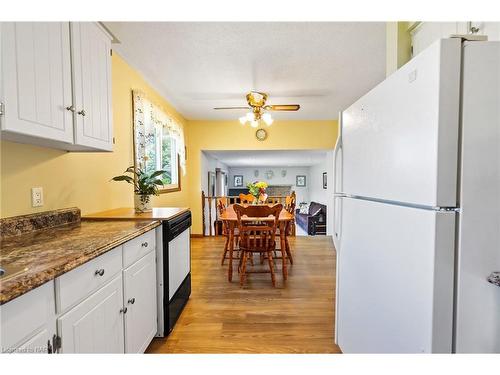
top-left (146, 235), bottom-right (341, 353)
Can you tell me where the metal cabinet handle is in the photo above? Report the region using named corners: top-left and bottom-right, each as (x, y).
top-left (128, 297), bottom-right (135, 305)
top-left (66, 105), bottom-right (75, 112)
top-left (141, 241), bottom-right (148, 248)
top-left (77, 109), bottom-right (86, 116)
top-left (94, 269), bottom-right (105, 277)
top-left (52, 334), bottom-right (61, 354)
top-left (487, 272), bottom-right (500, 287)
top-left (120, 307), bottom-right (128, 314)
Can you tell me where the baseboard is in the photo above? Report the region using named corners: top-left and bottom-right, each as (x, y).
top-left (190, 233), bottom-right (204, 238)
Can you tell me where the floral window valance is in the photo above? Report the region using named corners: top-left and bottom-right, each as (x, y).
top-left (133, 90), bottom-right (186, 192)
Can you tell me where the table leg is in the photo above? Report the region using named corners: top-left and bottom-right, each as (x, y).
top-left (280, 222), bottom-right (288, 281)
top-left (228, 222), bottom-right (234, 282)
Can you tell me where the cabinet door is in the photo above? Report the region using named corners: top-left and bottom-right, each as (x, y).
top-left (123, 251), bottom-right (157, 353)
top-left (70, 22), bottom-right (113, 151)
top-left (14, 325), bottom-right (56, 354)
top-left (1, 22), bottom-right (74, 143)
top-left (57, 275), bottom-right (124, 353)
top-left (1, 281), bottom-right (57, 354)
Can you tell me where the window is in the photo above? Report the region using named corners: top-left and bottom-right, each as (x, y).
top-left (133, 90), bottom-right (185, 193)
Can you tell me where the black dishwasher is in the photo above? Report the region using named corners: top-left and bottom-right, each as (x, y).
top-left (156, 210), bottom-right (191, 337)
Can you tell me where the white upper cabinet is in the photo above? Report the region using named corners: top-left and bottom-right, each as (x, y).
top-left (71, 23), bottom-right (113, 151)
top-left (0, 22), bottom-right (113, 152)
top-left (1, 22), bottom-right (74, 144)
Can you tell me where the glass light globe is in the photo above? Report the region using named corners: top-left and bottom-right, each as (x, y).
top-left (250, 120), bottom-right (259, 128)
top-left (246, 112), bottom-right (255, 121)
top-left (239, 116), bottom-right (247, 125)
top-left (262, 113), bottom-right (273, 126)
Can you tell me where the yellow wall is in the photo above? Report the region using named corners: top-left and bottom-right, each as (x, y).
top-left (186, 119), bottom-right (338, 234)
top-left (0, 52), bottom-right (338, 234)
top-left (0, 53), bottom-right (189, 218)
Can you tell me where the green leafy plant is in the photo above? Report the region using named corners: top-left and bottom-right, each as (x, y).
top-left (247, 181), bottom-right (268, 198)
top-left (111, 166), bottom-right (165, 196)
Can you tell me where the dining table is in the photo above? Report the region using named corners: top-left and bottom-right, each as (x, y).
top-left (219, 204), bottom-right (295, 282)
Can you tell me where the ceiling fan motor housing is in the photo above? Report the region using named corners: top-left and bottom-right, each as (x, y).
top-left (246, 91), bottom-right (268, 107)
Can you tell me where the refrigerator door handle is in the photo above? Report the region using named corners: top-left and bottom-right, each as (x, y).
top-left (487, 272), bottom-right (500, 287)
top-left (333, 111), bottom-right (343, 251)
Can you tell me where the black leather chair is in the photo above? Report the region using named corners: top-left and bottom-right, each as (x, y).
top-left (295, 202), bottom-right (327, 235)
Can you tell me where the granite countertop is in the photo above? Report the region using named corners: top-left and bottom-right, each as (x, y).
top-left (0, 217), bottom-right (161, 305)
top-left (84, 207), bottom-right (190, 221)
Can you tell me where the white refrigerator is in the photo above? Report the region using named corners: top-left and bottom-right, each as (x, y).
top-left (333, 38), bottom-right (500, 353)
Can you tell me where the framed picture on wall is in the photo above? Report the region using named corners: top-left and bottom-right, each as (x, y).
top-left (296, 175), bottom-right (306, 187)
top-left (323, 172), bottom-right (327, 189)
top-left (234, 175), bottom-right (244, 187)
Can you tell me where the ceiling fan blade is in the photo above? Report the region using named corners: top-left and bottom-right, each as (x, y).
top-left (265, 104), bottom-right (300, 111)
top-left (213, 106), bottom-right (250, 110)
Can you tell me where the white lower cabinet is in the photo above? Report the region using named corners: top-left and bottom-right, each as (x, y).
top-left (0, 282), bottom-right (57, 353)
top-left (1, 228), bottom-right (158, 354)
top-left (15, 325), bottom-right (56, 354)
top-left (123, 250), bottom-right (157, 353)
top-left (57, 274), bottom-right (125, 353)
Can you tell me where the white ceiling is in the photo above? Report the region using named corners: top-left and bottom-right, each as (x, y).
top-left (105, 22), bottom-right (386, 120)
top-left (204, 150), bottom-right (328, 167)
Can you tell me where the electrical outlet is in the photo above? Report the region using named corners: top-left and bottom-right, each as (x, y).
top-left (31, 187), bottom-right (44, 207)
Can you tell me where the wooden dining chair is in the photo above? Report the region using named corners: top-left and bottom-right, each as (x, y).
top-left (284, 191), bottom-right (297, 236)
top-left (274, 191), bottom-right (296, 264)
top-left (218, 199), bottom-right (239, 265)
top-left (233, 203), bottom-right (282, 287)
top-left (239, 193), bottom-right (255, 204)
top-left (284, 191), bottom-right (296, 213)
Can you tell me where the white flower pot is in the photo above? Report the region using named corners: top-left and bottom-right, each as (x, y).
top-left (134, 194), bottom-right (152, 213)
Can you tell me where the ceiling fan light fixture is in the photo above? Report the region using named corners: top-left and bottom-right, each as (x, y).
top-left (262, 113), bottom-right (273, 126)
top-left (246, 112), bottom-right (255, 122)
top-left (250, 120), bottom-right (259, 128)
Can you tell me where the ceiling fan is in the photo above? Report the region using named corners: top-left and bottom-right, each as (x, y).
top-left (213, 91), bottom-right (300, 127)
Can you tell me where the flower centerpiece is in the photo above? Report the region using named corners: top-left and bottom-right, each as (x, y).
top-left (247, 181), bottom-right (269, 204)
top-left (111, 166), bottom-right (166, 213)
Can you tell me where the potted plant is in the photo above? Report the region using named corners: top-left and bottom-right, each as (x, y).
top-left (111, 166), bottom-right (165, 213)
top-left (247, 181), bottom-right (268, 204)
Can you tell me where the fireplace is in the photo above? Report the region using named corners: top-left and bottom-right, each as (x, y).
top-left (267, 185), bottom-right (292, 196)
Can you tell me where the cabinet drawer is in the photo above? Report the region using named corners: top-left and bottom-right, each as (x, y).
top-left (0, 281), bottom-right (55, 352)
top-left (55, 246), bottom-right (122, 313)
top-left (123, 230), bottom-right (156, 268)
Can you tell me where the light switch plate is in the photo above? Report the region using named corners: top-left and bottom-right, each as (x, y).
top-left (31, 187), bottom-right (43, 207)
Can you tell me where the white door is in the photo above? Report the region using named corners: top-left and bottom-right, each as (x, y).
top-left (455, 41), bottom-right (500, 353)
top-left (341, 38), bottom-right (461, 207)
top-left (123, 251), bottom-right (157, 353)
top-left (336, 197), bottom-right (456, 353)
top-left (57, 275), bottom-right (124, 353)
top-left (1, 22), bottom-right (74, 143)
top-left (70, 22), bottom-right (113, 151)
